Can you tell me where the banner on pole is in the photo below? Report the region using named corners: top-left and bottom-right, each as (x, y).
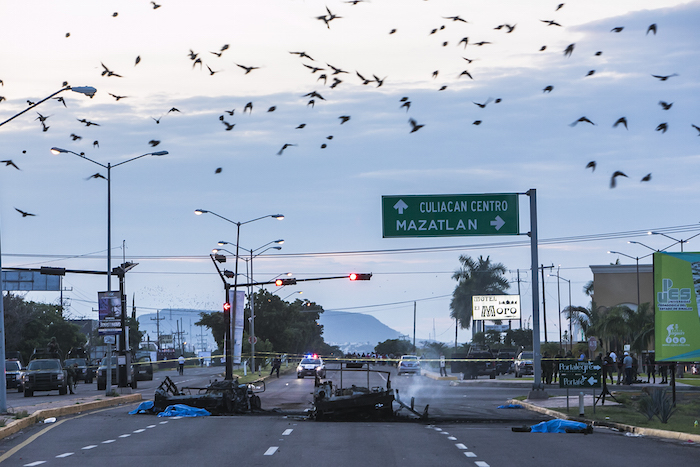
top-left (228, 289), bottom-right (246, 364)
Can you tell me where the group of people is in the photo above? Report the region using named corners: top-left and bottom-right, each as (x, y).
top-left (539, 350), bottom-right (574, 384)
top-left (602, 350), bottom-right (669, 385)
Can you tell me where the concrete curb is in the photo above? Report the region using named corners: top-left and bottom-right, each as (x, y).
top-left (421, 369), bottom-right (459, 381)
top-left (508, 398), bottom-right (700, 443)
top-left (0, 394), bottom-right (142, 440)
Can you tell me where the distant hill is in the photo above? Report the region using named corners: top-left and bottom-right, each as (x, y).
top-left (318, 311), bottom-right (402, 348)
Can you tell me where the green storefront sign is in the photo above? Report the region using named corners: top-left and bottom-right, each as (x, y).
top-left (382, 193), bottom-right (519, 238)
top-left (558, 361), bottom-right (602, 388)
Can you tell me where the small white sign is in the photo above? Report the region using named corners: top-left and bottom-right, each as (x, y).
top-left (103, 335), bottom-right (116, 344)
top-left (472, 295), bottom-right (521, 320)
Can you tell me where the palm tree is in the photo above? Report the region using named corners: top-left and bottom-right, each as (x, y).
top-left (450, 255), bottom-right (509, 330)
top-left (563, 300), bottom-right (604, 341)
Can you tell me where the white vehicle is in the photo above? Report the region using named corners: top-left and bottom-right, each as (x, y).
top-left (297, 355), bottom-right (326, 379)
top-left (397, 355), bottom-right (421, 375)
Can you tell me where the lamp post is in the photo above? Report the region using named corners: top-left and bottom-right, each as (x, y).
top-left (0, 85), bottom-right (96, 412)
top-left (195, 210), bottom-right (283, 380)
top-left (549, 272), bottom-right (572, 352)
top-left (215, 239), bottom-right (283, 373)
top-left (607, 250), bottom-right (653, 308)
top-left (282, 291), bottom-right (303, 301)
top-left (648, 231), bottom-right (700, 252)
top-left (51, 147), bottom-right (167, 390)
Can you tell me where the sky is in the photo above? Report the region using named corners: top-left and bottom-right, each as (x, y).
top-left (1, 0), bottom-right (700, 346)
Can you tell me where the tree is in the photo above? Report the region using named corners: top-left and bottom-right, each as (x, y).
top-left (375, 338), bottom-right (413, 356)
top-left (195, 311), bottom-right (225, 353)
top-left (504, 328), bottom-right (532, 349)
top-left (450, 255), bottom-right (509, 329)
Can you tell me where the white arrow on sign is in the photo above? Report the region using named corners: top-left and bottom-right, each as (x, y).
top-left (393, 199), bottom-right (408, 214)
top-left (490, 215), bottom-right (505, 231)
top-left (587, 377), bottom-right (598, 386)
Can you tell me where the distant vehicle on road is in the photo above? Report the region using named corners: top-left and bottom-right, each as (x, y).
top-left (6, 359), bottom-right (24, 392)
top-left (396, 355), bottom-right (421, 375)
top-left (297, 355), bottom-right (325, 379)
top-left (514, 351), bottom-right (534, 378)
top-left (23, 358), bottom-right (68, 397)
top-left (96, 356), bottom-right (137, 390)
top-left (64, 357), bottom-right (92, 383)
top-left (134, 355), bottom-right (154, 381)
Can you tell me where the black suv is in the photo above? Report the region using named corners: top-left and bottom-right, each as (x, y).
top-left (495, 348), bottom-right (517, 375)
top-left (452, 346), bottom-right (496, 380)
top-left (23, 359), bottom-right (68, 397)
top-left (96, 356), bottom-right (137, 390)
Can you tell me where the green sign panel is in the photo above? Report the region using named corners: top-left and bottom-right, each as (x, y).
top-left (382, 193), bottom-right (519, 238)
top-left (654, 252), bottom-right (700, 362)
top-left (558, 361), bottom-right (602, 388)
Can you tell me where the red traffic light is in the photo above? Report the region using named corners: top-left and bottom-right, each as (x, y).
top-left (349, 273), bottom-right (372, 281)
top-left (275, 278), bottom-right (297, 286)
top-left (223, 302), bottom-right (231, 312)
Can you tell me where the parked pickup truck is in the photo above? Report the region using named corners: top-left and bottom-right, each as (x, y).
top-left (23, 358), bottom-right (68, 397)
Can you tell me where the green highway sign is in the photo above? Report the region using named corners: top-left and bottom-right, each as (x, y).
top-left (558, 360), bottom-right (602, 389)
top-left (382, 193), bottom-right (519, 238)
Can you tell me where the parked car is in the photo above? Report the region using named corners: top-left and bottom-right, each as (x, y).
top-left (96, 356), bottom-right (136, 390)
top-left (134, 355), bottom-right (154, 381)
top-left (396, 355), bottom-right (421, 375)
top-left (63, 357), bottom-right (92, 383)
top-left (495, 348), bottom-right (517, 375)
top-left (23, 358), bottom-right (68, 397)
top-left (6, 359), bottom-right (24, 392)
top-left (297, 356), bottom-right (325, 379)
top-left (463, 348), bottom-right (496, 380)
top-left (514, 351), bottom-right (534, 378)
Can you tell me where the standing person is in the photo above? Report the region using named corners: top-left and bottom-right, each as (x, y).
top-left (623, 352), bottom-right (633, 385)
top-left (66, 363), bottom-right (76, 394)
top-left (270, 356), bottom-right (281, 378)
top-left (660, 363), bottom-right (668, 384)
top-left (553, 351), bottom-right (563, 383)
top-left (604, 352), bottom-right (614, 385)
top-left (439, 354), bottom-right (447, 377)
top-left (178, 355), bottom-right (185, 375)
top-left (646, 353), bottom-right (656, 384)
top-left (617, 350), bottom-right (625, 385)
top-left (609, 350), bottom-right (618, 384)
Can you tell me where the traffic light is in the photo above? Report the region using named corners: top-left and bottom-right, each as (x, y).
top-left (275, 278), bottom-right (297, 286)
top-left (223, 302), bottom-right (231, 312)
top-left (349, 273), bottom-right (372, 281)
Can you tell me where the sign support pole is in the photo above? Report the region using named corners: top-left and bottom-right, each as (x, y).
top-left (527, 189), bottom-right (547, 398)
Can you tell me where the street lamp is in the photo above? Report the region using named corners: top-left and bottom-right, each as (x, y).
top-left (0, 84), bottom-right (96, 412)
top-left (648, 231), bottom-right (700, 252)
top-left (195, 210), bottom-right (283, 380)
top-left (51, 147), bottom-right (167, 390)
top-left (215, 240), bottom-right (283, 373)
top-left (549, 272), bottom-right (572, 352)
top-left (608, 250), bottom-right (653, 308)
top-left (627, 241), bottom-right (658, 252)
top-left (282, 291), bottom-right (303, 301)
top-left (0, 85), bottom-right (97, 127)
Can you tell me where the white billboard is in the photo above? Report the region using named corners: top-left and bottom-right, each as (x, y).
top-left (472, 295), bottom-right (521, 321)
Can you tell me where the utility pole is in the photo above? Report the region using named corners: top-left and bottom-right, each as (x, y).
top-left (413, 301), bottom-right (416, 352)
top-left (151, 310), bottom-right (164, 350)
top-left (540, 264), bottom-right (554, 343)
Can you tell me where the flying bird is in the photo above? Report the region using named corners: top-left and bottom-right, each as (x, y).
top-left (443, 16), bottom-right (467, 22)
top-left (290, 51), bottom-right (314, 60)
top-left (93, 141), bottom-right (99, 148)
top-left (543, 85), bottom-right (554, 93)
top-left (15, 208), bottom-right (35, 217)
top-left (585, 70), bottom-right (595, 77)
top-left (595, 51), bottom-right (603, 56)
top-left (647, 24), bottom-right (657, 35)
top-left (400, 101), bottom-right (411, 112)
top-left (408, 118), bottom-right (424, 133)
top-left (303, 63), bottom-right (325, 74)
top-left (610, 171), bottom-right (627, 188)
top-left (658, 101), bottom-right (673, 110)
top-left (317, 74), bottom-right (327, 85)
top-left (151, 1), bottom-right (161, 9)
top-left (356, 71), bottom-right (372, 85)
top-left (539, 45), bottom-right (547, 51)
top-left (373, 75), bottom-right (386, 87)
top-left (432, 70), bottom-right (439, 78)
top-left (652, 74), bottom-right (678, 81)
top-left (148, 140), bottom-right (160, 147)
top-left (459, 70), bottom-right (473, 79)
top-left (54, 96), bottom-right (66, 107)
top-left (556, 3), bottom-right (565, 10)
top-left (327, 64), bottom-right (348, 75)
top-left (1, 160), bottom-right (20, 170)
top-left (77, 118), bottom-right (100, 126)
top-left (108, 93), bottom-right (127, 100)
top-left (473, 120), bottom-right (482, 125)
top-left (244, 102), bottom-right (253, 113)
top-left (655, 123), bottom-right (668, 133)
top-left (307, 99), bottom-right (315, 108)
top-left (135, 56), bottom-right (141, 66)
top-left (541, 20), bottom-right (562, 27)
top-left (303, 91), bottom-right (325, 100)
top-left (438, 85), bottom-right (447, 91)
top-left (570, 117), bottom-right (595, 126)
top-left (277, 144), bottom-right (296, 156)
top-left (168, 107), bottom-right (180, 113)
top-left (473, 41), bottom-right (491, 46)
top-left (564, 43), bottom-right (575, 57)
top-left (389, 29), bottom-right (397, 34)
top-left (339, 116), bottom-right (350, 124)
top-left (458, 37), bottom-right (469, 48)
top-left (641, 173), bottom-right (652, 182)
top-left (613, 117), bottom-right (628, 129)
top-left (152, 116), bottom-right (161, 124)
top-left (222, 121), bottom-right (235, 131)
top-left (206, 65), bottom-right (220, 76)
top-left (224, 109), bottom-right (235, 116)
top-left (586, 161), bottom-right (596, 172)
top-left (70, 133), bottom-right (82, 141)
top-left (87, 172), bottom-right (107, 180)
top-left (215, 167), bottom-right (222, 174)
top-left (236, 63), bottom-right (259, 74)
top-left (692, 124), bottom-right (700, 135)
top-left (35, 112), bottom-right (50, 122)
top-left (610, 27), bottom-right (624, 33)
top-left (100, 62), bottom-right (122, 77)
top-left (473, 98), bottom-right (493, 108)
top-left (267, 106), bottom-right (276, 112)
top-left (295, 124), bottom-right (306, 129)
top-left (330, 77), bottom-right (343, 88)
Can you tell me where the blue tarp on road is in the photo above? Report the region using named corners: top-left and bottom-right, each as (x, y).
top-left (156, 404), bottom-right (211, 417)
top-left (530, 419), bottom-right (589, 433)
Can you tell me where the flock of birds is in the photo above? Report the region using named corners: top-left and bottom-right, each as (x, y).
top-left (1, 1), bottom-right (697, 219)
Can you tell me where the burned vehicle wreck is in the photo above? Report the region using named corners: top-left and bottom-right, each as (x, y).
top-left (153, 376), bottom-right (265, 415)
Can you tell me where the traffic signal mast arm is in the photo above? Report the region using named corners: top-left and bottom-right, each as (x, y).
top-left (233, 273), bottom-right (372, 288)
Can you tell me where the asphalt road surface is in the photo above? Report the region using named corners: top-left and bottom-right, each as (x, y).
top-left (2, 365), bottom-right (698, 466)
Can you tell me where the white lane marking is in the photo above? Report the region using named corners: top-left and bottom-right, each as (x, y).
top-left (170, 416), bottom-right (183, 420)
top-left (282, 429), bottom-right (293, 436)
top-left (23, 462), bottom-right (46, 466)
top-left (102, 440), bottom-right (116, 444)
top-left (434, 427), bottom-right (442, 431)
top-left (464, 452), bottom-right (477, 458)
top-left (82, 445), bottom-right (98, 450)
top-left (439, 432), bottom-right (449, 435)
top-left (133, 429), bottom-right (145, 433)
top-left (56, 453), bottom-right (74, 458)
top-left (147, 425), bottom-right (156, 428)
top-left (159, 421), bottom-right (168, 424)
top-left (264, 447), bottom-right (279, 456)
top-left (455, 443), bottom-right (468, 450)
top-left (475, 462), bottom-right (490, 467)
top-left (119, 434), bottom-right (131, 438)
top-left (448, 436), bottom-right (457, 440)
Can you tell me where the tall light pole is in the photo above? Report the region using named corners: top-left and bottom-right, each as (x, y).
top-left (195, 210), bottom-right (283, 380)
top-left (214, 239), bottom-right (283, 372)
top-left (648, 231), bottom-right (700, 252)
top-left (51, 147), bottom-right (167, 390)
top-left (550, 273), bottom-right (571, 352)
top-left (0, 85), bottom-right (95, 413)
top-left (607, 250), bottom-right (652, 308)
